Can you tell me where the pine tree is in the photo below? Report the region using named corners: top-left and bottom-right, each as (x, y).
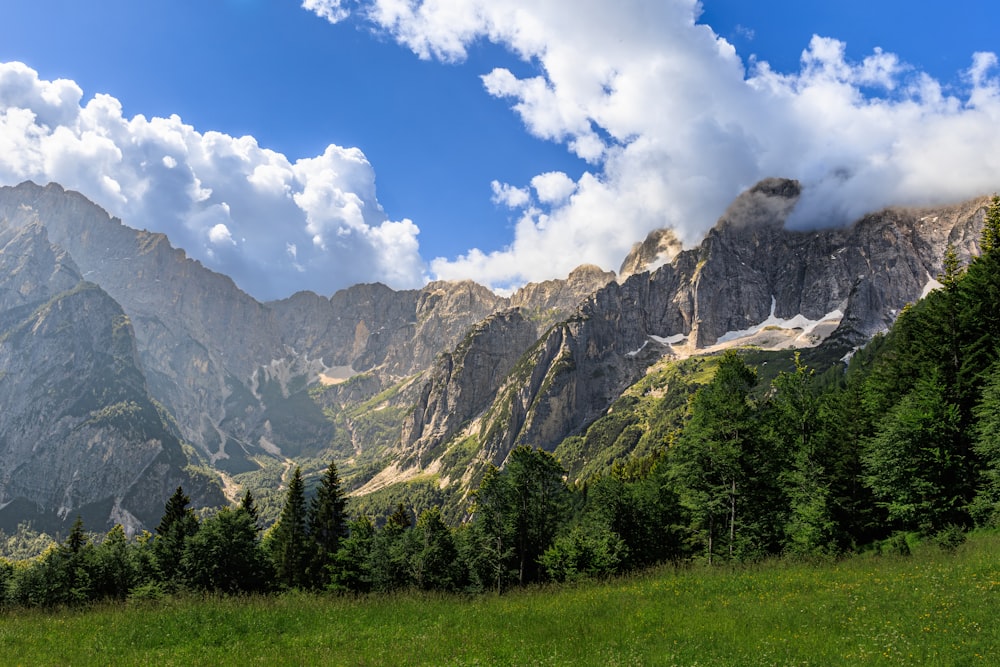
top-left (981, 194), bottom-right (1000, 255)
top-left (153, 486), bottom-right (199, 586)
top-left (239, 489), bottom-right (260, 530)
top-left (307, 460), bottom-right (347, 588)
top-left (268, 467), bottom-right (312, 589)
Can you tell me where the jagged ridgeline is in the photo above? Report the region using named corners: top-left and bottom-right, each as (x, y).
top-left (0, 179), bottom-right (990, 532)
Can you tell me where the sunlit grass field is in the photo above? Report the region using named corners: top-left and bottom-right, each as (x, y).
top-left (3, 532), bottom-right (999, 666)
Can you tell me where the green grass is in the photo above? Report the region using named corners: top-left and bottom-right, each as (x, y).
top-left (4, 533), bottom-right (1000, 665)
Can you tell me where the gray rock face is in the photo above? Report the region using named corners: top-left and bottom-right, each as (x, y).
top-left (508, 264), bottom-right (617, 333)
top-left (0, 220), bottom-right (223, 533)
top-left (420, 180), bottom-right (989, 480)
top-left (399, 309), bottom-right (539, 461)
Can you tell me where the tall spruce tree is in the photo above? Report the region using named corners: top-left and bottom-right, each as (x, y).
top-left (307, 460), bottom-right (347, 588)
top-left (153, 486), bottom-right (199, 586)
top-left (239, 489), bottom-right (260, 530)
top-left (268, 467), bottom-right (312, 589)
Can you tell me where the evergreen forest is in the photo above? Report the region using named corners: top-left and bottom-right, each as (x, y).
top-left (2, 197), bottom-right (1000, 608)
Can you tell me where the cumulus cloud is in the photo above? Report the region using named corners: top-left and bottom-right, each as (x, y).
top-left (0, 61), bottom-right (426, 300)
top-left (531, 171), bottom-right (576, 204)
top-left (301, 0), bottom-right (351, 24)
top-left (303, 0), bottom-right (1000, 288)
top-left (491, 180), bottom-right (530, 208)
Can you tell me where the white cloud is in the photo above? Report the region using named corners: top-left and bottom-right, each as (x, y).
top-left (209, 222), bottom-right (235, 246)
top-left (491, 180), bottom-right (530, 208)
top-left (347, 0), bottom-right (1000, 288)
top-left (0, 61), bottom-right (426, 300)
top-left (531, 171), bottom-right (576, 204)
top-left (301, 0), bottom-right (351, 24)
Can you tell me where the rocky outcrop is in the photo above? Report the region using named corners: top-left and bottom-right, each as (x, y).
top-left (619, 228), bottom-right (683, 280)
top-left (508, 264), bottom-right (617, 332)
top-left (399, 309), bottom-right (539, 461)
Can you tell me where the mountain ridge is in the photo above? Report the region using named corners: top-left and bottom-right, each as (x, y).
top-left (0, 178), bottom-right (989, 530)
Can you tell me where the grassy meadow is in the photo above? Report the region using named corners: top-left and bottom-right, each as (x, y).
top-left (3, 532), bottom-right (999, 666)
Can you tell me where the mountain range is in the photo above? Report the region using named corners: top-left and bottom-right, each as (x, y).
top-left (0, 178), bottom-right (989, 532)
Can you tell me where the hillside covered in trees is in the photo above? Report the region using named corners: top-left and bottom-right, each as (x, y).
top-left (2, 197), bottom-right (1000, 607)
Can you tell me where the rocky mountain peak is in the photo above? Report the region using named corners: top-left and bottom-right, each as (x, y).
top-left (619, 228), bottom-right (684, 280)
top-left (714, 177), bottom-right (802, 231)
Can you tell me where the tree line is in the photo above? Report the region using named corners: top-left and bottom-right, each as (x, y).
top-left (3, 196), bottom-right (1000, 608)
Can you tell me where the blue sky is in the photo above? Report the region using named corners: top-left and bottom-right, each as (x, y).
top-left (1, 1), bottom-right (998, 299)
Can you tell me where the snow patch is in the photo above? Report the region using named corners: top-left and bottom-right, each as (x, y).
top-left (717, 295), bottom-right (844, 344)
top-left (625, 341), bottom-right (649, 357)
top-left (650, 333), bottom-right (686, 345)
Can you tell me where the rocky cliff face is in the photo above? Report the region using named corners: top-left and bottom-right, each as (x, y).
top-left (0, 219), bottom-right (224, 533)
top-left (407, 179), bottom-right (988, 491)
top-left (399, 309), bottom-right (540, 460)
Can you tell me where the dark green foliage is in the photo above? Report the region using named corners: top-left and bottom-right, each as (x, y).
top-left (153, 487), bottom-right (199, 586)
top-left (267, 467), bottom-right (313, 590)
top-left (471, 447), bottom-right (570, 589)
top-left (863, 374), bottom-right (965, 533)
top-left (183, 507), bottom-right (271, 594)
top-left (367, 504), bottom-right (417, 592)
top-left (412, 507), bottom-right (461, 591)
top-left (578, 466), bottom-right (685, 570)
top-left (307, 461), bottom-right (347, 588)
top-left (239, 489), bottom-right (260, 529)
top-left (329, 515), bottom-right (375, 593)
top-left (971, 361), bottom-right (1000, 524)
top-left (540, 525), bottom-right (627, 582)
top-left (669, 351), bottom-right (783, 562)
top-left (89, 525), bottom-right (137, 601)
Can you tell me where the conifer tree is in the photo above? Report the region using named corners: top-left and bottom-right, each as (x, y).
top-left (239, 489), bottom-right (260, 529)
top-left (153, 486), bottom-right (199, 586)
top-left (307, 460), bottom-right (347, 588)
top-left (183, 507), bottom-right (271, 594)
top-left (330, 515), bottom-right (375, 593)
top-left (862, 373), bottom-right (966, 533)
top-left (269, 466), bottom-right (312, 589)
top-left (413, 506), bottom-right (460, 591)
top-left (971, 361), bottom-right (1000, 525)
top-left (368, 503), bottom-right (417, 592)
top-left (981, 194), bottom-right (1000, 255)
